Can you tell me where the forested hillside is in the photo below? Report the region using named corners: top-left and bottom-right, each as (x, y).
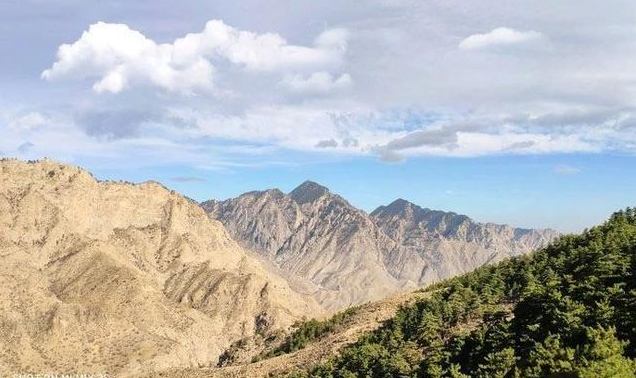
top-left (281, 209), bottom-right (636, 378)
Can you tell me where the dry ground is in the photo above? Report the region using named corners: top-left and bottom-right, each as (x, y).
top-left (135, 290), bottom-right (428, 378)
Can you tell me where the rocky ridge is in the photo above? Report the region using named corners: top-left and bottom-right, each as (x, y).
top-left (203, 182), bottom-right (401, 311)
top-left (203, 181), bottom-right (557, 310)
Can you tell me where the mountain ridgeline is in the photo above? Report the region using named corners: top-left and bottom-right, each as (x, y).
top-left (202, 181), bottom-right (557, 310)
top-left (279, 208), bottom-right (636, 378)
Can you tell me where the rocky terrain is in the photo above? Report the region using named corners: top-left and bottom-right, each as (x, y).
top-left (203, 182), bottom-right (402, 311)
top-left (0, 159), bottom-right (320, 376)
top-left (203, 181), bottom-right (557, 310)
top-left (371, 198), bottom-right (557, 286)
top-left (136, 290), bottom-right (429, 378)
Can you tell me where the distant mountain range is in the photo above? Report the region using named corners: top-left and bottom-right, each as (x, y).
top-left (202, 181), bottom-right (557, 310)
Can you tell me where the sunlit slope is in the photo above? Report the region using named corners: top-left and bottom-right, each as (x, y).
top-left (0, 159), bottom-right (320, 376)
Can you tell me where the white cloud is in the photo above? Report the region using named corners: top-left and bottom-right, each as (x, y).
top-left (186, 105), bottom-right (611, 159)
top-left (451, 132), bottom-right (597, 157)
top-left (459, 27), bottom-right (543, 51)
top-left (42, 20), bottom-right (348, 94)
top-left (171, 21), bottom-right (348, 71)
top-left (20, 1), bottom-right (636, 165)
top-left (9, 112), bottom-right (48, 131)
top-left (41, 22), bottom-right (214, 94)
top-left (281, 71), bottom-right (352, 94)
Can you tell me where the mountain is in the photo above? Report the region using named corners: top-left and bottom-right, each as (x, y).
top-left (203, 181), bottom-right (401, 311)
top-left (371, 198), bottom-right (557, 285)
top-left (269, 209), bottom-right (636, 378)
top-left (202, 181), bottom-right (556, 311)
top-left (0, 159), bottom-right (320, 376)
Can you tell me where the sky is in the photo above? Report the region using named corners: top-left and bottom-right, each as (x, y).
top-left (1, 0), bottom-right (635, 232)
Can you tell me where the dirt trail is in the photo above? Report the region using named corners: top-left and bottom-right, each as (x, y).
top-left (138, 290), bottom-right (428, 378)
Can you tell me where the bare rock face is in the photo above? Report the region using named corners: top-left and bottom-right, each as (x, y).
top-left (204, 182), bottom-right (557, 311)
top-left (371, 199), bottom-right (558, 285)
top-left (0, 159), bottom-right (320, 376)
top-left (202, 189), bottom-right (303, 260)
top-left (203, 182), bottom-right (401, 311)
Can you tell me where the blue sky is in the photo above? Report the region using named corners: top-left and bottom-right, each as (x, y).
top-left (88, 152), bottom-right (634, 232)
top-left (1, 0), bottom-right (635, 232)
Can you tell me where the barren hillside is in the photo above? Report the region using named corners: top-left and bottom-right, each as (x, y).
top-left (135, 289), bottom-right (428, 378)
top-left (0, 159), bottom-right (320, 377)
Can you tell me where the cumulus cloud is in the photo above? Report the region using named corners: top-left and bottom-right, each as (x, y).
top-left (459, 27), bottom-right (543, 51)
top-left (42, 22), bottom-right (213, 94)
top-left (42, 21), bottom-right (348, 94)
top-left (282, 72), bottom-right (352, 94)
top-left (171, 21), bottom-right (348, 72)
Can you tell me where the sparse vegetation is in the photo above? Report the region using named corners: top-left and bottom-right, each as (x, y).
top-left (255, 307), bottom-right (359, 361)
top-left (278, 208), bottom-right (636, 377)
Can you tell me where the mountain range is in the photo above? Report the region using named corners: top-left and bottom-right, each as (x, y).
top-left (0, 159), bottom-right (557, 376)
top-left (202, 181), bottom-right (557, 310)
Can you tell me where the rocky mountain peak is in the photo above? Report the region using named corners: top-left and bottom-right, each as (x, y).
top-left (248, 188), bottom-right (286, 198)
top-left (373, 198), bottom-right (470, 226)
top-left (372, 198), bottom-right (415, 217)
top-left (203, 181), bottom-right (558, 311)
top-left (289, 180), bottom-right (331, 204)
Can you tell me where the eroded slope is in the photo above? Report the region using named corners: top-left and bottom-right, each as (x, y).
top-left (0, 159), bottom-right (320, 376)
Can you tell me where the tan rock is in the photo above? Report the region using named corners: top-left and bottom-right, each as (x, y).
top-left (204, 182), bottom-right (401, 311)
top-left (0, 159), bottom-right (320, 376)
top-left (204, 182), bottom-right (557, 311)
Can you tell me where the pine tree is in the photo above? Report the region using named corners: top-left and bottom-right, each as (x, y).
top-left (447, 364), bottom-right (470, 378)
top-left (523, 334), bottom-right (576, 377)
top-left (475, 348), bottom-right (515, 378)
top-left (575, 327), bottom-right (636, 378)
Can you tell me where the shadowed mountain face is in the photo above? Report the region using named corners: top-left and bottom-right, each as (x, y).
top-left (0, 160), bottom-right (320, 376)
top-left (371, 198), bottom-right (557, 286)
top-left (203, 182), bottom-right (557, 310)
